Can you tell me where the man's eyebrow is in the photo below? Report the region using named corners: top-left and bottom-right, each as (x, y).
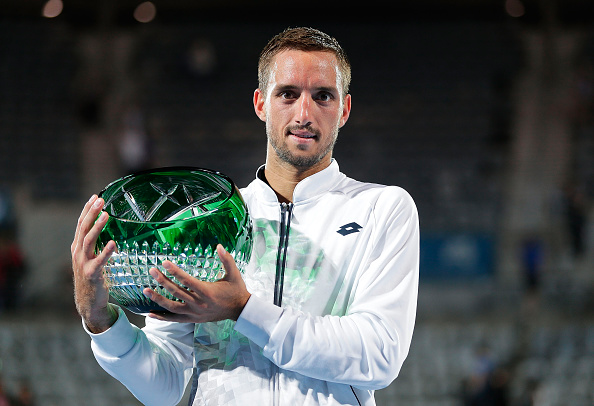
top-left (274, 84), bottom-right (299, 92)
top-left (315, 86), bottom-right (339, 94)
top-left (274, 84), bottom-right (338, 94)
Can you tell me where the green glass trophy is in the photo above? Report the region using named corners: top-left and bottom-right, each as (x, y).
top-left (95, 167), bottom-right (253, 314)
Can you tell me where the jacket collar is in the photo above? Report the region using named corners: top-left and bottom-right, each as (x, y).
top-left (252, 159), bottom-right (343, 204)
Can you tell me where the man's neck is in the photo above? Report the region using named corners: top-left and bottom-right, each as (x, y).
top-left (263, 156), bottom-right (331, 203)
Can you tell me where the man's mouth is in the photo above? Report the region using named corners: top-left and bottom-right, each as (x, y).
top-left (287, 126), bottom-right (318, 139)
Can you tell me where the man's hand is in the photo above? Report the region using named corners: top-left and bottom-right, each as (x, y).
top-left (144, 244), bottom-right (251, 323)
top-left (71, 195), bottom-right (118, 333)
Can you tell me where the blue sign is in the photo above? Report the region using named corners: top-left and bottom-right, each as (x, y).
top-left (420, 232), bottom-right (495, 279)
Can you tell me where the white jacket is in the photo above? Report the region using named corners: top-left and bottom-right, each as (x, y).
top-left (88, 160), bottom-right (419, 406)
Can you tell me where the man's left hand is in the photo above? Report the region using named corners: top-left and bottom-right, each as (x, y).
top-left (144, 244), bottom-right (251, 323)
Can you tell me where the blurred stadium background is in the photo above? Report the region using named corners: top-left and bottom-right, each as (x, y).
top-left (0, 1), bottom-right (593, 405)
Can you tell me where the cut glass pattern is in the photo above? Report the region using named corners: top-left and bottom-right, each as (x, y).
top-left (95, 167), bottom-right (253, 314)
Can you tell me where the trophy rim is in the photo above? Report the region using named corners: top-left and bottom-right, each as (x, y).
top-left (97, 166), bottom-right (239, 225)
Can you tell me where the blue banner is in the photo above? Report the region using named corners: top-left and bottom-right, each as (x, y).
top-left (420, 233), bottom-right (495, 279)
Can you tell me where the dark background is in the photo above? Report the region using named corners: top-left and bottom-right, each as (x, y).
top-left (0, 1), bottom-right (592, 405)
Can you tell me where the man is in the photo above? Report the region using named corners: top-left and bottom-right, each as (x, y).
top-left (72, 27), bottom-right (419, 406)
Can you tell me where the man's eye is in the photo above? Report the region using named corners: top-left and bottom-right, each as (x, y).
top-left (317, 92), bottom-right (333, 102)
top-left (279, 91), bottom-right (296, 99)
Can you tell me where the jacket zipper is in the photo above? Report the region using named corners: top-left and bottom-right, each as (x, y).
top-left (272, 202), bottom-right (292, 406)
top-left (274, 202), bottom-right (293, 307)
top-left (270, 204), bottom-right (361, 406)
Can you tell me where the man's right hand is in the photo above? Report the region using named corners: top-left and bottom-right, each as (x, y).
top-left (71, 195), bottom-right (117, 333)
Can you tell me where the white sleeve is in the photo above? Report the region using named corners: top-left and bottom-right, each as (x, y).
top-left (85, 305), bottom-right (195, 406)
top-left (235, 189), bottom-right (419, 390)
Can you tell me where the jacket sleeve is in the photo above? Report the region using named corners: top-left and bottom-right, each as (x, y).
top-left (234, 188), bottom-right (419, 390)
top-left (86, 305), bottom-right (195, 406)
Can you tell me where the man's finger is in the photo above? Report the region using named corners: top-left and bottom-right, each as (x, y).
top-left (143, 287), bottom-right (187, 313)
top-left (149, 266), bottom-right (194, 303)
top-left (160, 260), bottom-right (208, 292)
top-left (94, 240), bottom-right (116, 268)
top-left (72, 195), bottom-right (98, 255)
top-left (82, 210), bottom-right (109, 258)
top-left (77, 197), bottom-right (106, 254)
top-left (217, 244), bottom-right (241, 281)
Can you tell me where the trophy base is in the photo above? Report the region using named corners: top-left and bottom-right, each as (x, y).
top-left (109, 284), bottom-right (174, 315)
top-left (122, 302), bottom-right (171, 315)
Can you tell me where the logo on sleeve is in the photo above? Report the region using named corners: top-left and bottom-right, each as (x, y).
top-left (336, 222), bottom-right (362, 236)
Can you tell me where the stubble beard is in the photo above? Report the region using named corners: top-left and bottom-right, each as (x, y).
top-left (267, 123), bottom-right (339, 170)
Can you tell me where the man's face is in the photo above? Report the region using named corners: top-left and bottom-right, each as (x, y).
top-left (254, 50), bottom-right (351, 171)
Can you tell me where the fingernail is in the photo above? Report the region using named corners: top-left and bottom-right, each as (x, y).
top-left (149, 268), bottom-right (158, 278)
top-left (88, 194), bottom-right (97, 203)
top-left (93, 198), bottom-right (103, 208)
top-left (99, 211), bottom-right (108, 222)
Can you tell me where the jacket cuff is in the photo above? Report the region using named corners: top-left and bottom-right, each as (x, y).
top-left (83, 304), bottom-right (140, 358)
top-left (234, 295), bottom-right (283, 348)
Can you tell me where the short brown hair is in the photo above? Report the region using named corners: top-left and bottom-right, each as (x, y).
top-left (258, 27), bottom-right (351, 97)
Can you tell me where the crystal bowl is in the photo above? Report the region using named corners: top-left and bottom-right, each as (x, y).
top-left (95, 167), bottom-right (253, 314)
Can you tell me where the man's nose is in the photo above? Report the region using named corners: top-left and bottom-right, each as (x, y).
top-left (296, 95), bottom-right (312, 126)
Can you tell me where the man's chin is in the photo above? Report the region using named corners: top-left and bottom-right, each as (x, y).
top-left (269, 135), bottom-right (334, 170)
top-left (279, 151), bottom-right (322, 169)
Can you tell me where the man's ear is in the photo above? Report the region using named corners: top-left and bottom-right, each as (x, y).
top-left (339, 93), bottom-right (351, 128)
top-left (254, 89), bottom-right (266, 122)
